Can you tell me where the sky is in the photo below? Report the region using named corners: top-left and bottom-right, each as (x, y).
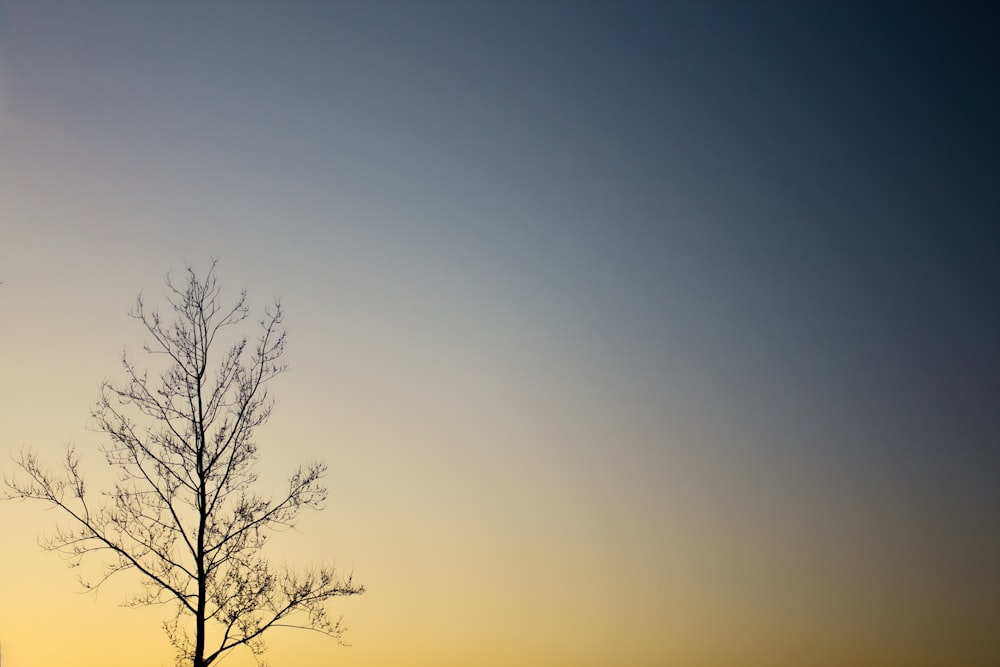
top-left (1, 1), bottom-right (998, 665)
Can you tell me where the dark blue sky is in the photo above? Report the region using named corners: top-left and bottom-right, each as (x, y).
top-left (1, 2), bottom-right (998, 665)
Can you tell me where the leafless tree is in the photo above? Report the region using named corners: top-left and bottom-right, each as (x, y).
top-left (5, 264), bottom-right (363, 667)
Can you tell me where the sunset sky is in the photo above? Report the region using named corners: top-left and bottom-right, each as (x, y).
top-left (1, 2), bottom-right (998, 666)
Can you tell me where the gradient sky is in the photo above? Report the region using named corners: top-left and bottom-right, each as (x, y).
top-left (1, 2), bottom-right (998, 666)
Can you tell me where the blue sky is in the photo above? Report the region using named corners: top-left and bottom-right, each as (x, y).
top-left (1, 2), bottom-right (998, 665)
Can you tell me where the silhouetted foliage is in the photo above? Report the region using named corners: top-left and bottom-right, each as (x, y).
top-left (5, 264), bottom-right (363, 667)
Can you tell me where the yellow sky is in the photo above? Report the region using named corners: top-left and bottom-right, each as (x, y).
top-left (2, 2), bottom-right (999, 666)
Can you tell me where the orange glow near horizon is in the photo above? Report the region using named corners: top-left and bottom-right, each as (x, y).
top-left (2, 2), bottom-right (999, 666)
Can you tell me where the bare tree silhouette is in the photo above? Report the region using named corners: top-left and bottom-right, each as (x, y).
top-left (5, 263), bottom-right (363, 666)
